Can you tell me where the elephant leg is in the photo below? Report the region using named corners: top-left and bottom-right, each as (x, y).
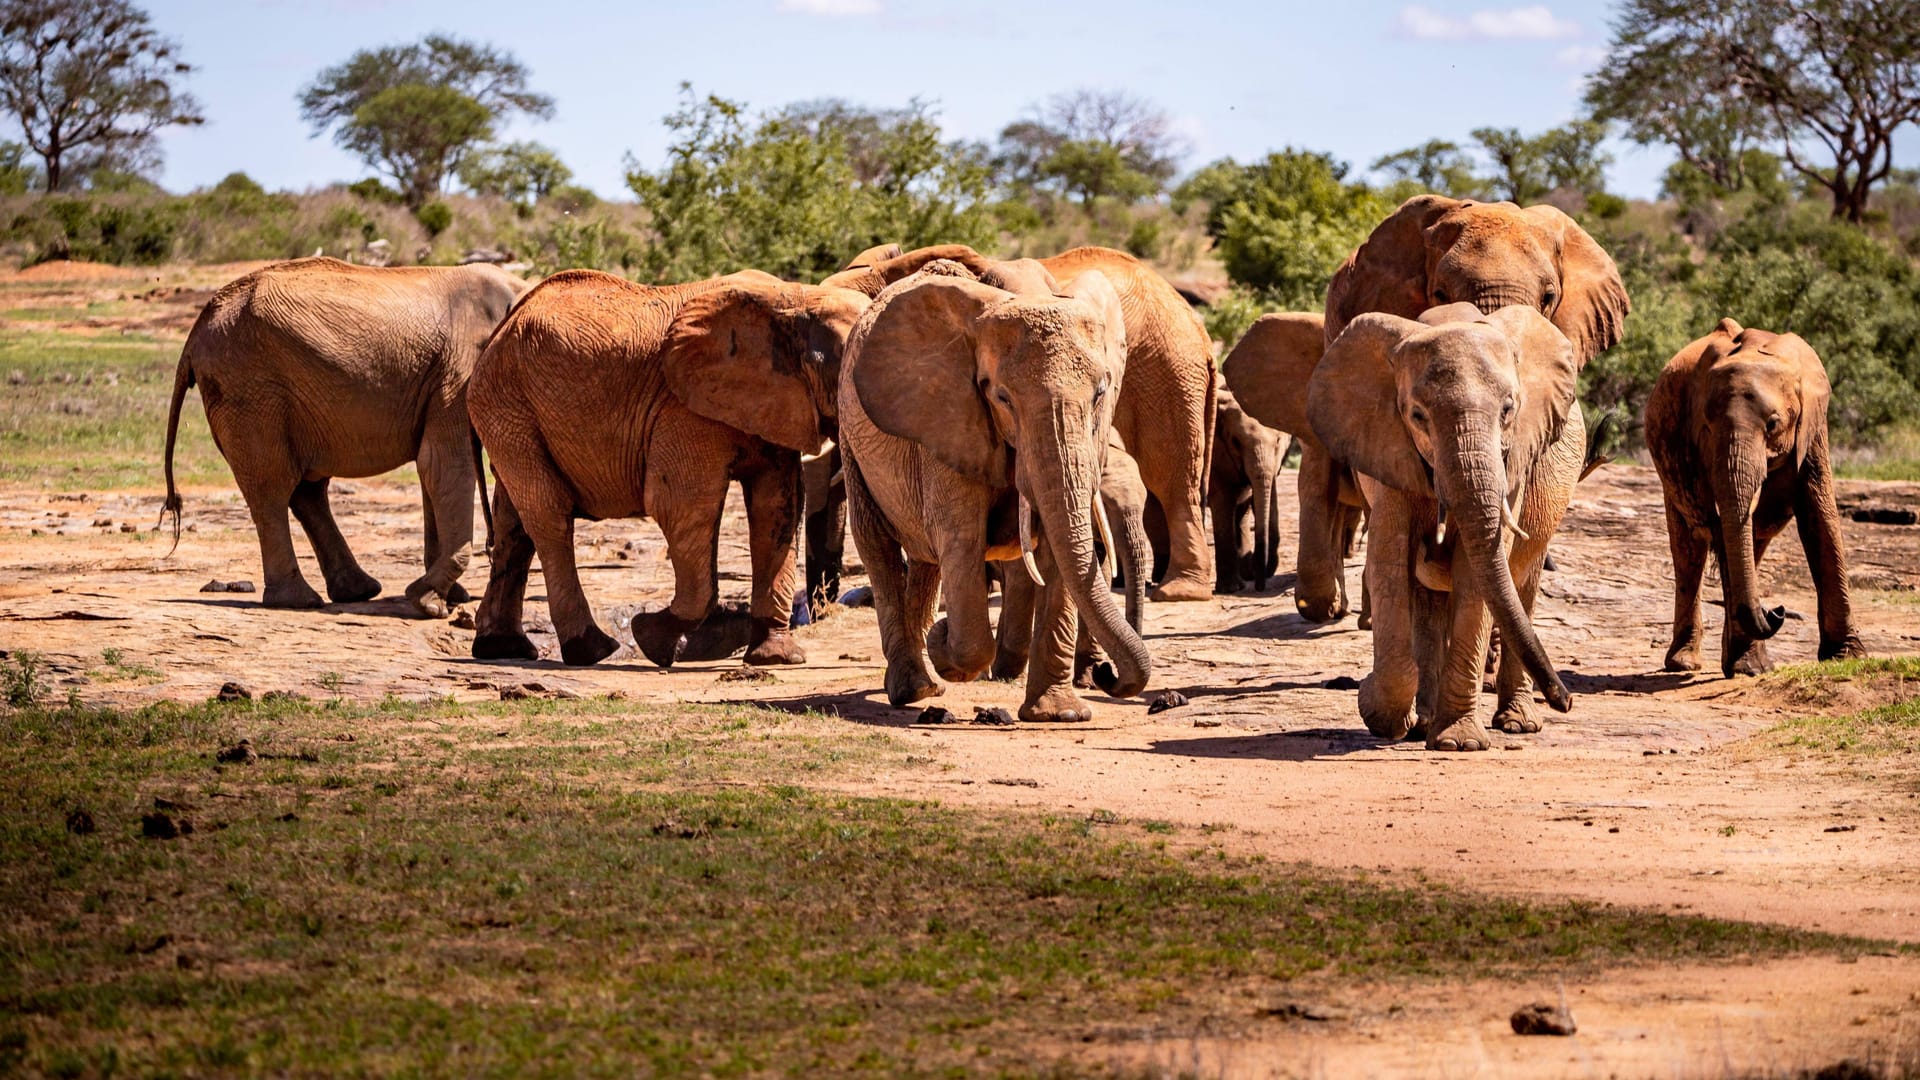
top-left (233, 453), bottom-right (323, 610)
top-left (992, 561), bottom-right (1037, 681)
top-left (289, 478), bottom-right (380, 603)
top-left (1356, 489), bottom-right (1417, 740)
top-left (845, 459), bottom-right (939, 707)
top-left (636, 465), bottom-right (730, 670)
top-left (472, 485), bottom-right (540, 661)
top-left (1292, 446), bottom-right (1349, 622)
top-left (927, 527), bottom-right (995, 686)
top-left (1426, 548), bottom-right (1496, 752)
top-left (804, 450), bottom-right (847, 613)
top-left (1493, 564), bottom-right (1547, 735)
top-left (1149, 488), bottom-right (1213, 602)
top-left (1143, 495), bottom-right (1170, 585)
top-left (507, 458), bottom-right (615, 667)
top-left (1711, 529), bottom-right (1771, 677)
top-left (1663, 503), bottom-right (1709, 672)
top-left (1794, 451), bottom-right (1865, 661)
top-left (1342, 501), bottom-right (1367, 629)
top-left (742, 460), bottom-right (806, 667)
top-left (1209, 480), bottom-right (1241, 594)
top-left (1022, 544), bottom-right (1093, 722)
top-left (406, 434), bottom-right (476, 618)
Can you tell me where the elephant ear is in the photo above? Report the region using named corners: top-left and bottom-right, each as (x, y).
top-left (851, 273), bottom-right (1011, 485)
top-left (1787, 333), bottom-right (1832, 469)
top-left (842, 243), bottom-right (903, 271)
top-left (1521, 204), bottom-right (1630, 366)
top-left (981, 258), bottom-right (1063, 297)
top-left (1222, 312), bottom-right (1324, 437)
top-left (663, 283), bottom-right (825, 455)
top-left (1483, 306), bottom-right (1579, 481)
top-left (1324, 194), bottom-right (1462, 347)
top-left (1066, 269), bottom-right (1129, 385)
top-left (1307, 312), bottom-right (1431, 495)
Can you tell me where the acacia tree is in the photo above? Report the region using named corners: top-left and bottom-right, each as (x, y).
top-left (1370, 138), bottom-right (1484, 196)
top-left (1588, 0), bottom-right (1920, 222)
top-left (996, 88), bottom-right (1187, 214)
top-left (0, 0), bottom-right (202, 192)
top-left (299, 35), bottom-right (553, 209)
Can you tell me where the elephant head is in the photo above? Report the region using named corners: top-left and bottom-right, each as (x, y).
top-left (1326, 196), bottom-right (1630, 365)
top-left (663, 277), bottom-right (871, 455)
top-left (851, 264), bottom-right (1150, 698)
top-left (1213, 387), bottom-right (1285, 588)
top-left (1686, 318), bottom-right (1825, 647)
top-left (1308, 303), bottom-right (1579, 713)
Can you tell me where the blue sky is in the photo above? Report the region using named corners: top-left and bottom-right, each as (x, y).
top-left (125, 1), bottom-right (1893, 199)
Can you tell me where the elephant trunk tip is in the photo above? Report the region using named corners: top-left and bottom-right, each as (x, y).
top-left (1542, 673), bottom-right (1573, 714)
top-left (1737, 604), bottom-right (1788, 641)
top-left (1092, 660), bottom-right (1148, 700)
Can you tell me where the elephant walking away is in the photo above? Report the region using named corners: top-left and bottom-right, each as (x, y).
top-left (161, 257), bottom-right (529, 615)
top-left (841, 262), bottom-right (1151, 722)
top-left (1646, 319), bottom-right (1865, 677)
top-left (825, 243), bottom-right (1218, 602)
top-left (1309, 305), bottom-right (1585, 751)
top-left (468, 270), bottom-right (868, 667)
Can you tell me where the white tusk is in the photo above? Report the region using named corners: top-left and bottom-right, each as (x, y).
top-left (1094, 494), bottom-right (1117, 583)
top-left (1018, 493), bottom-right (1046, 587)
top-left (1435, 509), bottom-right (1447, 547)
top-left (800, 438), bottom-right (836, 464)
top-left (1500, 497), bottom-right (1531, 542)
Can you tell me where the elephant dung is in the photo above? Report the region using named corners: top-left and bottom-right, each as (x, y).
top-left (1147, 690), bottom-right (1189, 714)
top-left (1509, 1002), bottom-right (1577, 1036)
top-left (972, 707), bottom-right (1016, 727)
top-left (214, 681), bottom-right (251, 702)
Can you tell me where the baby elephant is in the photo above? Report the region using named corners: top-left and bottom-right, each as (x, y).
top-left (1209, 386), bottom-right (1289, 593)
top-left (162, 258), bottom-right (529, 615)
top-left (468, 270), bottom-right (868, 668)
top-left (1646, 319), bottom-right (1865, 676)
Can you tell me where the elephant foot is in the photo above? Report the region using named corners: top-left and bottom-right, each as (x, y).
top-left (263, 579), bottom-right (326, 610)
top-left (1819, 634), bottom-right (1868, 662)
top-left (472, 630), bottom-right (540, 662)
top-left (1426, 714), bottom-right (1492, 752)
top-left (1494, 696), bottom-right (1542, 735)
top-left (1072, 643), bottom-right (1109, 690)
top-left (1356, 608), bottom-right (1372, 631)
top-left (1663, 638), bottom-right (1702, 672)
top-left (631, 610), bottom-right (695, 669)
top-left (744, 620), bottom-right (807, 666)
top-left (1020, 685), bottom-right (1093, 723)
top-left (1294, 597), bottom-right (1347, 624)
top-left (1723, 638), bottom-right (1773, 679)
top-left (926, 619), bottom-right (989, 684)
top-left (325, 568), bottom-right (381, 604)
top-left (405, 583), bottom-right (450, 620)
top-left (1151, 576), bottom-right (1213, 603)
top-left (445, 582), bottom-right (473, 606)
top-left (885, 661), bottom-right (943, 708)
top-left (988, 648), bottom-right (1027, 683)
top-left (1357, 675), bottom-right (1415, 740)
top-left (560, 625), bottom-right (620, 667)
top-left (1215, 578), bottom-right (1242, 595)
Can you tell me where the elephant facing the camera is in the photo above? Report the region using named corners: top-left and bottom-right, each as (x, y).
top-left (841, 263), bottom-right (1151, 722)
top-left (1309, 304), bottom-right (1584, 752)
top-left (1646, 319), bottom-right (1864, 677)
top-left (1210, 386), bottom-right (1290, 594)
top-left (468, 270), bottom-right (869, 668)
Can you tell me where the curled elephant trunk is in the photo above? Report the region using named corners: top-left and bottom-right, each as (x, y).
top-left (1030, 436), bottom-right (1151, 698)
top-left (1712, 431), bottom-right (1787, 643)
top-left (1450, 440), bottom-right (1571, 713)
top-left (1251, 458), bottom-right (1278, 590)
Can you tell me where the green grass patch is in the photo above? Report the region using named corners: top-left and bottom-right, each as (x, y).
top-left (0, 326), bottom-right (229, 491)
top-left (1837, 423), bottom-right (1920, 482)
top-left (0, 694), bottom-right (1882, 1076)
top-left (1771, 697), bottom-right (1920, 755)
top-left (1762, 656), bottom-right (1920, 705)
top-left (1761, 657), bottom-right (1920, 756)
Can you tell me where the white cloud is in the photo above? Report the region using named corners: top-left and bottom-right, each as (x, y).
top-left (1394, 5), bottom-right (1581, 41)
top-left (777, 0), bottom-right (881, 15)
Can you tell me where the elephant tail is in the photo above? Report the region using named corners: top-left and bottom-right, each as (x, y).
top-left (471, 426), bottom-right (494, 554)
top-left (159, 351), bottom-right (194, 556)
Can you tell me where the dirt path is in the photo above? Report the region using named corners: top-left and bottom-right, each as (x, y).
top-left (4, 464), bottom-right (1919, 1075)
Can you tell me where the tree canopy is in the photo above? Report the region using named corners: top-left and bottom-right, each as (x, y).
top-left (299, 34), bottom-right (553, 209)
top-left (0, 0), bottom-right (203, 192)
top-left (1588, 0), bottom-right (1920, 222)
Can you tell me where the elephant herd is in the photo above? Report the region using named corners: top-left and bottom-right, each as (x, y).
top-left (158, 194), bottom-right (1868, 751)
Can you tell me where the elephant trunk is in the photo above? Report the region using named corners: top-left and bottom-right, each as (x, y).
top-left (1448, 437), bottom-right (1571, 713)
top-left (1250, 446), bottom-right (1281, 589)
top-left (1104, 491), bottom-right (1151, 634)
top-left (1029, 424), bottom-right (1151, 698)
top-left (1468, 284), bottom-right (1543, 316)
top-left (1712, 428), bottom-right (1787, 642)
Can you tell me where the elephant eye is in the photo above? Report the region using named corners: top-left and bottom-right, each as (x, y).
top-left (1501, 398), bottom-right (1517, 425)
top-left (1765, 414), bottom-right (1782, 433)
top-left (1093, 380), bottom-right (1108, 404)
top-left (1410, 406), bottom-right (1429, 426)
top-left (995, 388), bottom-right (1012, 407)
top-left (1541, 289), bottom-right (1558, 312)
top-left (1432, 289), bottom-right (1451, 305)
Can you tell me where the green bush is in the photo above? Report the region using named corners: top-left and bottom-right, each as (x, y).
top-left (415, 201), bottom-right (454, 239)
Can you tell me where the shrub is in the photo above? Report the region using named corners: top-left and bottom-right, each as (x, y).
top-left (415, 201), bottom-right (454, 239)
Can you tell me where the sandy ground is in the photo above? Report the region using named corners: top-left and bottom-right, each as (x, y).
top-left (4, 459), bottom-right (1918, 1075)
